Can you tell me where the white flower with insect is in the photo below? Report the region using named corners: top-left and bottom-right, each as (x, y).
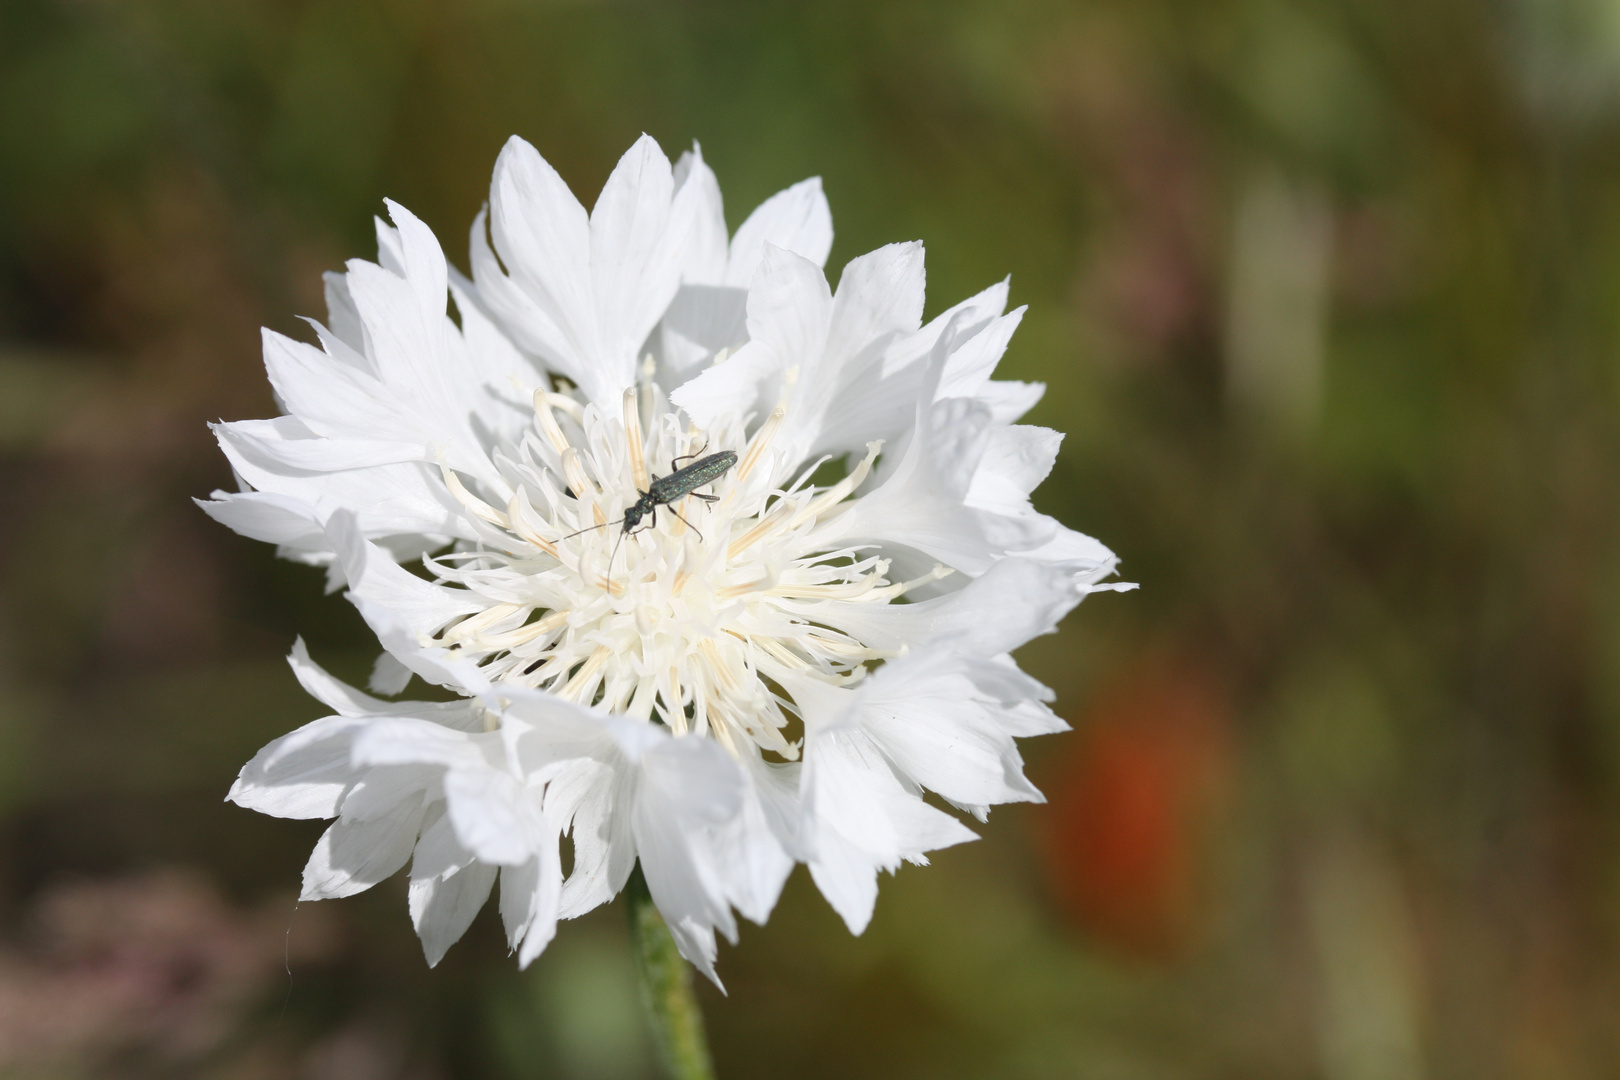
top-left (205, 135), bottom-right (1131, 981)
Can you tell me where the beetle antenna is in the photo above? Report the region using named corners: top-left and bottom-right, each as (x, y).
top-left (604, 528), bottom-right (627, 593)
top-left (556, 518), bottom-right (623, 543)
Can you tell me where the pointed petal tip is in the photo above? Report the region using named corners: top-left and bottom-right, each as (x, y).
top-left (516, 928), bottom-right (556, 969)
top-left (380, 198), bottom-right (424, 233)
top-left (620, 131), bottom-right (670, 165)
top-left (498, 133), bottom-right (537, 157)
top-left (686, 950), bottom-right (726, 992)
top-left (839, 906), bottom-right (874, 937)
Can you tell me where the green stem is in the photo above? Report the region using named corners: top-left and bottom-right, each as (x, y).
top-left (627, 865), bottom-right (716, 1080)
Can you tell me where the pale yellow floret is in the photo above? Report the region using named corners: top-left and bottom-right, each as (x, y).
top-left (430, 385), bottom-right (939, 762)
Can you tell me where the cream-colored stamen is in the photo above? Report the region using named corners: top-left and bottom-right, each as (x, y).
top-left (506, 488), bottom-right (561, 558)
top-left (476, 609), bottom-right (567, 650)
top-left (735, 405), bottom-right (785, 485)
top-left (727, 499), bottom-right (794, 559)
top-left (559, 646), bottom-right (611, 701)
top-left (623, 386), bottom-right (648, 491)
top-left (437, 602), bottom-right (524, 645)
top-left (785, 441), bottom-right (881, 533)
top-left (558, 447), bottom-right (599, 509)
top-left (532, 390), bottom-right (571, 454)
top-left (439, 462), bottom-right (511, 529)
top-left (542, 390), bottom-right (586, 426)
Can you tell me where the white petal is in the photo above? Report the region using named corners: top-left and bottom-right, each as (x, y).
top-left (936, 307), bottom-right (1025, 401)
top-left (742, 753), bottom-right (806, 862)
top-left (803, 358), bottom-right (930, 464)
top-left (881, 278), bottom-right (1010, 378)
top-left (722, 759), bottom-right (797, 924)
top-left (228, 716), bottom-right (364, 819)
top-left (515, 865), bottom-right (567, 967)
top-left (853, 651), bottom-right (1044, 808)
top-left (261, 328), bottom-right (409, 447)
top-left (824, 241), bottom-right (925, 371)
top-left (1015, 523), bottom-right (1124, 582)
top-left (487, 136), bottom-right (598, 391)
top-left (816, 399), bottom-right (1052, 573)
top-left (803, 728), bottom-right (976, 934)
top-left (349, 716), bottom-right (489, 771)
top-left (672, 144), bottom-right (730, 285)
top-left (410, 860), bottom-right (497, 967)
top-left (745, 243), bottom-right (833, 368)
top-left (468, 204), bottom-right (574, 376)
top-left (590, 134), bottom-right (677, 396)
top-left (381, 199), bottom-right (450, 316)
top-left (410, 804), bottom-right (477, 880)
top-left (654, 284), bottom-right (749, 385)
top-left (726, 176), bottom-right (834, 286)
top-left (299, 210), bottom-right (505, 493)
top-left (287, 639), bottom-right (478, 728)
top-left (977, 379), bottom-right (1046, 424)
top-left (628, 729), bottom-right (750, 983)
top-left (324, 511), bottom-right (487, 689)
top-left (501, 853), bottom-right (565, 968)
top-left (373, 215), bottom-right (405, 276)
top-left (339, 764), bottom-right (443, 820)
top-left (773, 242), bottom-right (930, 463)
top-left (502, 687), bottom-right (625, 768)
top-left (547, 758), bottom-right (629, 920)
top-left (963, 655), bottom-right (1068, 737)
top-left (448, 275), bottom-right (545, 425)
top-left (322, 270), bottom-right (366, 354)
top-left (214, 434), bottom-right (469, 551)
top-left (216, 416), bottom-right (423, 472)
top-left (301, 791), bottom-right (426, 900)
top-left (409, 810), bottom-right (498, 967)
top-left (816, 557), bottom-right (1084, 656)
top-left (499, 858), bottom-right (541, 951)
top-left (805, 826), bottom-right (881, 935)
top-left (495, 706), bottom-right (639, 923)
top-left (725, 244), bottom-right (833, 465)
top-left (341, 266), bottom-right (487, 474)
top-left (668, 339), bottom-right (777, 430)
top-left (195, 491), bottom-right (326, 550)
top-left (369, 650), bottom-right (414, 695)
top-left (442, 766), bottom-right (546, 868)
top-left (964, 424), bottom-right (1062, 517)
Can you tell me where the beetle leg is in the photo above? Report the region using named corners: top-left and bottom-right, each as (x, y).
top-left (668, 505), bottom-right (704, 544)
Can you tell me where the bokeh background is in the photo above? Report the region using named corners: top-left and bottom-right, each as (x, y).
top-left (2, 0), bottom-right (1619, 1076)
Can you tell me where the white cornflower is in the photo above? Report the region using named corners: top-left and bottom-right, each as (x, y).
top-left (206, 135), bottom-right (1129, 980)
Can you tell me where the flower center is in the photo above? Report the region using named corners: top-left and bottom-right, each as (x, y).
top-left (425, 385), bottom-right (947, 760)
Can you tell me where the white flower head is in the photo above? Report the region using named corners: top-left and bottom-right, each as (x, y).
top-left (206, 134), bottom-right (1131, 982)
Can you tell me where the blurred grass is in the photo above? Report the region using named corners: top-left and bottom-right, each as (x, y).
top-left (2, 0), bottom-right (1620, 1076)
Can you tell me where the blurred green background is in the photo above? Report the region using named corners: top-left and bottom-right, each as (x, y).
top-left (3, 0), bottom-right (1620, 1076)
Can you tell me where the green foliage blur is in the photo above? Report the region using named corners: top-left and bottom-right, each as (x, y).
top-left (2, 0), bottom-right (1619, 1076)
